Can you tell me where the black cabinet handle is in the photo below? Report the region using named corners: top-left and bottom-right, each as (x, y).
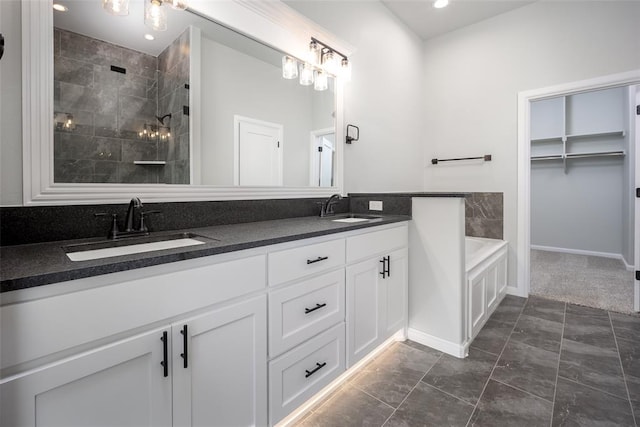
top-left (386, 255), bottom-right (391, 277)
top-left (379, 256), bottom-right (391, 279)
top-left (160, 331), bottom-right (168, 377)
top-left (180, 325), bottom-right (188, 369)
top-left (307, 256), bottom-right (328, 265)
top-left (305, 362), bottom-right (327, 378)
top-left (305, 303), bottom-right (327, 314)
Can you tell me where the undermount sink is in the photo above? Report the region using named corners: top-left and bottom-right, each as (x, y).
top-left (327, 214), bottom-right (383, 223)
top-left (63, 233), bottom-right (214, 262)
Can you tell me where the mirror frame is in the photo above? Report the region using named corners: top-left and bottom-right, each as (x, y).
top-left (22, 0), bottom-right (352, 205)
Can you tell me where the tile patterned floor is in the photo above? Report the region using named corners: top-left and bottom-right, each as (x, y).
top-left (294, 295), bottom-right (640, 427)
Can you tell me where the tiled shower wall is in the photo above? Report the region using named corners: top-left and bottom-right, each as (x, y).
top-left (53, 28), bottom-right (190, 184)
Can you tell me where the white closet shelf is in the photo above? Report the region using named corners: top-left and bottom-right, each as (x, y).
top-left (531, 129), bottom-right (625, 143)
top-left (133, 161), bottom-right (167, 166)
top-left (531, 150), bottom-right (625, 162)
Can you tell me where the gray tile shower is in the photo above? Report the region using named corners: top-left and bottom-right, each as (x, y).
top-left (53, 28), bottom-right (190, 184)
top-left (295, 295), bottom-right (640, 426)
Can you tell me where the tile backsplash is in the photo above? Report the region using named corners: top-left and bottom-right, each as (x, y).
top-left (465, 192), bottom-right (503, 239)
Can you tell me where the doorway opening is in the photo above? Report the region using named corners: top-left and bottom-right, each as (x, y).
top-left (517, 70), bottom-right (640, 312)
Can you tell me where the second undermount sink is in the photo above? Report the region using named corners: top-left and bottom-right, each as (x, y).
top-left (64, 233), bottom-right (214, 262)
top-left (328, 214), bottom-right (383, 223)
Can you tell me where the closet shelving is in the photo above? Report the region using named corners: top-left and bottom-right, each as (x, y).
top-left (530, 93), bottom-right (626, 173)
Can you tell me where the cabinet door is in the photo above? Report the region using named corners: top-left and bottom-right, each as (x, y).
top-left (172, 295), bottom-right (267, 427)
top-left (346, 257), bottom-right (383, 367)
top-left (0, 327), bottom-right (172, 427)
top-left (468, 274), bottom-right (487, 339)
top-left (382, 248), bottom-right (408, 339)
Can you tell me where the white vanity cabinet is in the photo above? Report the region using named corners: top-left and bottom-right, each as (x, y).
top-left (346, 227), bottom-right (408, 367)
top-left (1, 221), bottom-right (409, 427)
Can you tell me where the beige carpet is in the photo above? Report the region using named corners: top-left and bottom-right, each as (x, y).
top-left (530, 249), bottom-right (636, 314)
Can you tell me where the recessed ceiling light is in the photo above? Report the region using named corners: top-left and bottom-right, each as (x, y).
top-left (144, 34), bottom-right (155, 41)
top-left (53, 3), bottom-right (68, 12)
top-left (433, 0), bottom-right (449, 9)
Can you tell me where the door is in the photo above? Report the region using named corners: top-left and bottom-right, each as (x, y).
top-left (346, 257), bottom-right (383, 367)
top-left (0, 327), bottom-right (172, 427)
top-left (172, 295), bottom-right (268, 427)
top-left (382, 248), bottom-right (408, 339)
top-left (234, 116), bottom-right (283, 186)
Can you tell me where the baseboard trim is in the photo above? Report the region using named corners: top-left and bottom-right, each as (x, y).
top-left (531, 245), bottom-right (634, 270)
top-left (407, 328), bottom-right (467, 358)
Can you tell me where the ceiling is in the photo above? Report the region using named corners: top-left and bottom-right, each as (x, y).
top-left (381, 0), bottom-right (536, 40)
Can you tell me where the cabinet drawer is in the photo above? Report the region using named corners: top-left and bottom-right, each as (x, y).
top-left (346, 225), bottom-right (407, 263)
top-left (269, 270), bottom-right (345, 357)
top-left (269, 239), bottom-right (345, 285)
top-left (269, 323), bottom-right (345, 426)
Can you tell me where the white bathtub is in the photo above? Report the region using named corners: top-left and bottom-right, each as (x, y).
top-left (466, 237), bottom-right (508, 272)
top-left (465, 237), bottom-right (509, 346)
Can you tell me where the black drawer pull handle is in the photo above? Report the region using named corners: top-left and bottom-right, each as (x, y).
top-left (305, 303), bottom-right (327, 314)
top-left (180, 324), bottom-right (188, 369)
top-left (160, 331), bottom-right (168, 378)
top-left (307, 256), bottom-right (328, 265)
top-left (305, 362), bottom-right (327, 378)
top-left (379, 258), bottom-right (386, 278)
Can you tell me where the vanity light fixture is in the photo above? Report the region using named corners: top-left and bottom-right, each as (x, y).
top-left (53, 3), bottom-right (69, 12)
top-left (102, 0), bottom-right (129, 16)
top-left (166, 0), bottom-right (188, 10)
top-left (54, 112), bottom-right (75, 131)
top-left (145, 0), bottom-right (167, 31)
top-left (310, 37), bottom-right (351, 81)
top-left (282, 56), bottom-right (298, 79)
top-left (314, 69), bottom-right (328, 91)
top-left (433, 0), bottom-right (449, 8)
top-left (299, 62), bottom-right (314, 86)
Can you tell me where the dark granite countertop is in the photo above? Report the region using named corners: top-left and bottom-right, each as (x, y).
top-left (0, 214), bottom-right (410, 293)
top-left (349, 192), bottom-right (470, 198)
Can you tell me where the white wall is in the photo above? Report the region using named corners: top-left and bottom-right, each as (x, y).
top-left (421, 1), bottom-right (640, 288)
top-left (0, 0), bottom-right (23, 206)
top-left (284, 1), bottom-right (425, 193)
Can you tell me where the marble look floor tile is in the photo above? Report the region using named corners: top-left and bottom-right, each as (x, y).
top-left (400, 340), bottom-right (444, 359)
top-left (297, 384), bottom-right (393, 427)
top-left (611, 312), bottom-right (640, 343)
top-left (521, 296), bottom-right (565, 323)
top-left (422, 348), bottom-right (498, 405)
top-left (510, 314), bottom-right (563, 353)
top-left (492, 340), bottom-right (559, 401)
top-left (501, 295), bottom-right (528, 308)
top-left (470, 319), bottom-right (514, 355)
top-left (384, 382), bottom-right (474, 427)
top-left (562, 319), bottom-right (616, 350)
top-left (559, 338), bottom-right (627, 398)
top-left (351, 342), bottom-right (441, 407)
top-left (617, 337), bottom-right (640, 378)
top-left (469, 379), bottom-right (552, 427)
top-left (565, 303), bottom-right (609, 318)
top-left (625, 374), bottom-right (640, 403)
top-left (552, 377), bottom-right (635, 427)
top-left (489, 303), bottom-right (523, 326)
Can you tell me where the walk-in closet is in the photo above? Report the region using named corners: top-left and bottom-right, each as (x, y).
top-left (529, 86), bottom-right (636, 313)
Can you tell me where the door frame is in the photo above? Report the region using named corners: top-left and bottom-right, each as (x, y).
top-left (516, 69), bottom-right (640, 299)
top-left (233, 115), bottom-right (284, 186)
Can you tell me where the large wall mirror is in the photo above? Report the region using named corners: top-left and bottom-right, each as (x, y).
top-left (23, 0), bottom-right (349, 205)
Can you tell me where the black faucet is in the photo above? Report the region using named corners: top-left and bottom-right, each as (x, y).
top-left (95, 197), bottom-right (159, 239)
top-left (123, 197), bottom-right (143, 232)
top-left (320, 194), bottom-right (342, 217)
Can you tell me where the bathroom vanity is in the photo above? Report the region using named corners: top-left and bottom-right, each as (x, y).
top-left (0, 217), bottom-right (408, 427)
